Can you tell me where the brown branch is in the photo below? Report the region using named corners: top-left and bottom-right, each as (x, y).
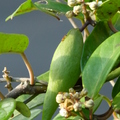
top-left (5, 80), bottom-right (47, 99)
top-left (93, 106), bottom-right (114, 120)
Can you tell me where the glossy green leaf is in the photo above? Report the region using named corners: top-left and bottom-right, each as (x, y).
top-left (81, 12), bottom-right (120, 71)
top-left (95, 0), bottom-right (120, 21)
top-left (34, 0), bottom-right (73, 20)
top-left (42, 29), bottom-right (83, 120)
top-left (82, 32), bottom-right (120, 98)
top-left (0, 33), bottom-right (29, 53)
top-left (53, 114), bottom-right (83, 120)
top-left (81, 22), bottom-right (110, 71)
top-left (6, 0), bottom-right (36, 21)
top-left (112, 77), bottom-right (120, 98)
top-left (16, 94), bottom-right (45, 109)
top-left (37, 71), bottom-right (49, 83)
top-left (0, 98), bottom-right (16, 120)
top-left (16, 101), bottom-right (31, 117)
top-left (16, 94), bottom-right (31, 102)
top-left (112, 92), bottom-right (120, 110)
top-left (12, 108), bottom-right (42, 120)
top-left (27, 93), bottom-right (45, 109)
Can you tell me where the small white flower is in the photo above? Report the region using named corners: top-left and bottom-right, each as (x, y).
top-left (98, 1), bottom-right (102, 7)
top-left (73, 5), bottom-right (82, 15)
top-left (73, 102), bottom-right (82, 111)
top-left (84, 99), bottom-right (94, 108)
top-left (68, 0), bottom-right (77, 7)
top-left (59, 108), bottom-right (68, 117)
top-left (56, 93), bottom-right (64, 103)
top-left (86, 1), bottom-right (102, 10)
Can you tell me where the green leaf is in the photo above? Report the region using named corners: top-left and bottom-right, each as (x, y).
top-left (0, 98), bottom-right (16, 120)
top-left (27, 93), bottom-right (45, 109)
top-left (81, 22), bottom-right (110, 71)
top-left (82, 32), bottom-right (120, 98)
top-left (93, 95), bottom-right (103, 113)
top-left (16, 94), bottom-right (31, 102)
top-left (112, 92), bottom-right (120, 110)
top-left (16, 101), bottom-right (31, 117)
top-left (12, 108), bottom-right (42, 120)
top-left (34, 0), bottom-right (73, 20)
top-left (37, 71), bottom-right (49, 83)
top-left (81, 13), bottom-right (120, 71)
top-left (16, 94), bottom-right (45, 109)
top-left (95, 0), bottom-right (120, 21)
top-left (42, 28), bottom-right (83, 120)
top-left (112, 77), bottom-right (120, 98)
top-left (53, 114), bottom-right (83, 120)
top-left (6, 0), bottom-right (36, 21)
top-left (0, 33), bottom-right (29, 53)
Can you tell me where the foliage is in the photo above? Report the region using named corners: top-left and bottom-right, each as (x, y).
top-left (0, 0), bottom-right (120, 120)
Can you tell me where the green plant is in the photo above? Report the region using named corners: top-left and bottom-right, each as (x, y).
top-left (0, 0), bottom-right (120, 120)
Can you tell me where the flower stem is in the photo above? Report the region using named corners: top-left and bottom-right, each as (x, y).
top-left (20, 53), bottom-right (34, 85)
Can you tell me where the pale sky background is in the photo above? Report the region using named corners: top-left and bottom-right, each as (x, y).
top-left (0, 0), bottom-right (113, 119)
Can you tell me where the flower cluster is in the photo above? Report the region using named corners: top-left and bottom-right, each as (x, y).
top-left (56, 88), bottom-right (94, 118)
top-left (66, 0), bottom-right (102, 17)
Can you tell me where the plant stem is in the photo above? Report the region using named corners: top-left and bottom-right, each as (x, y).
top-left (109, 80), bottom-right (115, 87)
top-left (20, 53), bottom-right (34, 85)
top-left (108, 20), bottom-right (118, 33)
top-left (103, 95), bottom-right (111, 106)
top-left (68, 18), bottom-right (78, 28)
top-left (0, 92), bottom-right (5, 100)
top-left (93, 106), bottom-right (113, 120)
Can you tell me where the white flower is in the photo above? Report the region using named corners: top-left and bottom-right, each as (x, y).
top-left (59, 108), bottom-right (68, 117)
top-left (73, 5), bottom-right (82, 15)
top-left (68, 0), bottom-right (77, 7)
top-left (86, 1), bottom-right (102, 10)
top-left (73, 102), bottom-right (82, 111)
top-left (56, 93), bottom-right (64, 103)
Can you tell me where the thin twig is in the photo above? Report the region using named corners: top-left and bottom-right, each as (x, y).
top-left (0, 92), bottom-right (5, 100)
top-left (109, 80), bottom-right (115, 87)
top-left (68, 18), bottom-right (78, 28)
top-left (5, 81), bottom-right (47, 99)
top-left (0, 77), bottom-right (48, 86)
top-left (108, 20), bottom-right (118, 33)
top-left (20, 53), bottom-right (34, 85)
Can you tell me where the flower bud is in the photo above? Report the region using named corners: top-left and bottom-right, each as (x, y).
top-left (73, 92), bottom-right (80, 99)
top-left (80, 88), bottom-right (88, 97)
top-left (56, 93), bottom-right (65, 103)
top-left (73, 5), bottom-right (82, 15)
top-left (59, 108), bottom-right (69, 117)
top-left (86, 1), bottom-right (102, 10)
top-left (69, 88), bottom-right (75, 94)
top-left (84, 99), bottom-right (94, 108)
top-left (67, 0), bottom-right (77, 7)
top-left (73, 102), bottom-right (82, 111)
top-left (66, 11), bottom-right (73, 18)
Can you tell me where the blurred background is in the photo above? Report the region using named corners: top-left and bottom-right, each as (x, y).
top-left (0, 0), bottom-right (113, 119)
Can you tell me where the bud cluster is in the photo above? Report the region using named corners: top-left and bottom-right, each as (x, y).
top-left (56, 88), bottom-right (94, 118)
top-left (66, 0), bottom-right (102, 18)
